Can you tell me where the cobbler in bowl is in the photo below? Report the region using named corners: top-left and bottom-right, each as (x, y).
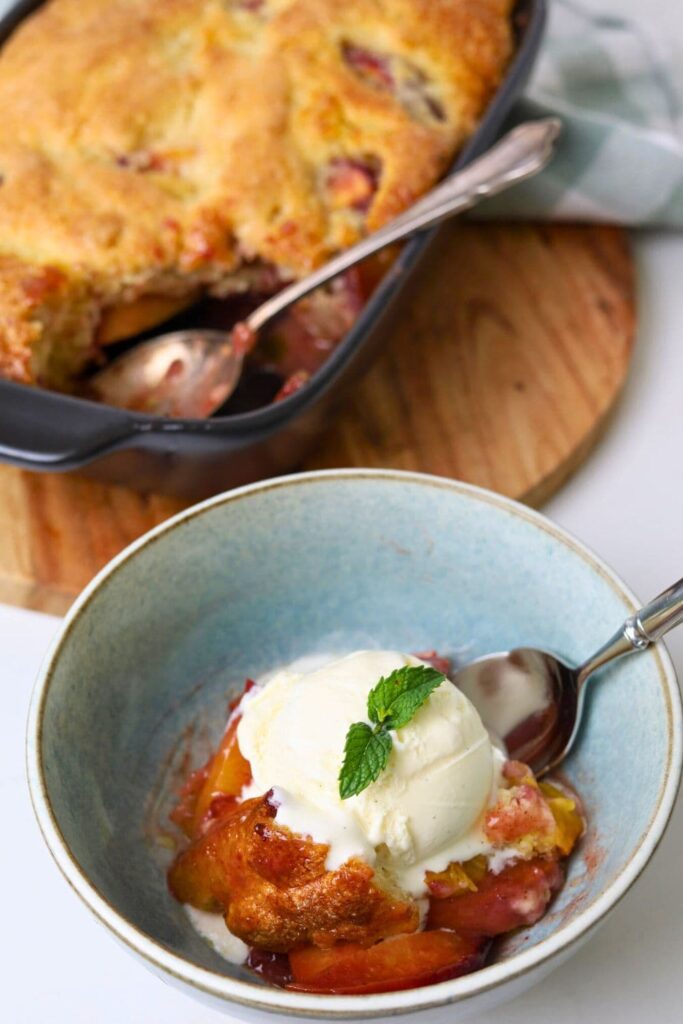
top-left (166, 650), bottom-right (584, 995)
top-left (27, 472), bottom-right (682, 1020)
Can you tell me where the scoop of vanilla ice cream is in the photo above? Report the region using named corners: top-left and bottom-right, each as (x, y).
top-left (237, 650), bottom-right (501, 896)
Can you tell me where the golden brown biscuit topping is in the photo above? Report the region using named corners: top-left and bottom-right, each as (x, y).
top-left (0, 0), bottom-right (513, 388)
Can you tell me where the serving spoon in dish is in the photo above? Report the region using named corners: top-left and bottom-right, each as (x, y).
top-left (455, 577), bottom-right (683, 776)
top-left (91, 117), bottom-right (561, 418)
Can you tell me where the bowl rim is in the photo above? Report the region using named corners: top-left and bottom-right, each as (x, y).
top-left (26, 468), bottom-right (683, 1019)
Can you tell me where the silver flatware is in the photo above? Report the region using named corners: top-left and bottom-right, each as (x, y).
top-left (91, 117), bottom-right (561, 418)
top-left (455, 577), bottom-right (683, 774)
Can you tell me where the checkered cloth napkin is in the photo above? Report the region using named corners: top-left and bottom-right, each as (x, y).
top-left (480, 0), bottom-right (683, 226)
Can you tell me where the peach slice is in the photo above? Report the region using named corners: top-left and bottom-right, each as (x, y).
top-left (190, 712), bottom-right (252, 835)
top-left (428, 856), bottom-right (564, 936)
top-left (289, 931), bottom-right (489, 994)
top-left (169, 683), bottom-right (253, 839)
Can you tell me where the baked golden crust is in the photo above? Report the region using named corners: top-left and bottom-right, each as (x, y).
top-left (0, 0), bottom-right (513, 387)
top-left (168, 795), bottom-right (420, 951)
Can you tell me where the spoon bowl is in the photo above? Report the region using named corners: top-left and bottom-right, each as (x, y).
top-left (456, 648), bottom-right (580, 775)
top-left (456, 578), bottom-right (683, 774)
top-left (90, 330), bottom-right (243, 418)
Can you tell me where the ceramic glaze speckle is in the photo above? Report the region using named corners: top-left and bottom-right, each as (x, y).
top-left (27, 471), bottom-right (682, 1022)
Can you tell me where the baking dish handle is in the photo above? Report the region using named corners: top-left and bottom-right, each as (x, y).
top-left (0, 382), bottom-right (138, 469)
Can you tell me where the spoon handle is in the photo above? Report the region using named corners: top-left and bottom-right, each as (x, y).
top-left (247, 118), bottom-right (561, 334)
top-left (578, 577), bottom-right (683, 685)
top-left (630, 577), bottom-right (683, 642)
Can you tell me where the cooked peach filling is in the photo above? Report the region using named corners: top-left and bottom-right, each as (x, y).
top-left (96, 295), bottom-right (195, 345)
top-left (167, 677), bottom-right (584, 995)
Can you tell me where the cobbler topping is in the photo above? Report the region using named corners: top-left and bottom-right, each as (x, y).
top-left (396, 69), bottom-right (447, 124)
top-left (114, 147), bottom-right (196, 174)
top-left (21, 266), bottom-right (66, 302)
top-left (485, 783), bottom-right (556, 844)
top-left (0, 0), bottom-right (513, 399)
top-left (342, 42), bottom-right (446, 123)
top-left (342, 42), bottom-right (395, 90)
top-left (325, 157), bottom-right (382, 213)
top-left (230, 0), bottom-right (266, 12)
top-left (115, 151), bottom-right (166, 173)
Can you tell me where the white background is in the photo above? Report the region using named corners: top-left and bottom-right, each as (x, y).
top-left (1, 0), bottom-right (682, 1021)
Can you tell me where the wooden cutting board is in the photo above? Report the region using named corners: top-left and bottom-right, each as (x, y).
top-left (0, 222), bottom-right (636, 615)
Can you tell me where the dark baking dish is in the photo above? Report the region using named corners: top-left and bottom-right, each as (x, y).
top-left (0, 0), bottom-right (546, 500)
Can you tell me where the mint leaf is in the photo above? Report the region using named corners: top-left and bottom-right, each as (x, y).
top-left (339, 664), bottom-right (448, 799)
top-left (367, 665), bottom-right (446, 731)
top-left (339, 722), bottom-right (392, 800)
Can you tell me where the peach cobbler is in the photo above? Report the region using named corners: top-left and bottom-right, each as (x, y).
top-left (167, 651), bottom-right (583, 994)
top-left (0, 0), bottom-right (514, 399)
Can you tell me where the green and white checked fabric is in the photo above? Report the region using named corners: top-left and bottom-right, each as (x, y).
top-left (480, 0), bottom-right (683, 226)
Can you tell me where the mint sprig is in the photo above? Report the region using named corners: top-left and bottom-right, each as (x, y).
top-left (338, 665), bottom-right (446, 799)
top-left (338, 723), bottom-right (393, 800)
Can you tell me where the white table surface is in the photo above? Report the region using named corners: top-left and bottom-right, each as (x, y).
top-left (2, 1), bottom-right (683, 1022)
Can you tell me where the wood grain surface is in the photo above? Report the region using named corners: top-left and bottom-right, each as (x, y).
top-left (0, 222), bottom-right (636, 615)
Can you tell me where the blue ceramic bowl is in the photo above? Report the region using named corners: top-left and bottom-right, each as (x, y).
top-left (27, 471), bottom-right (682, 1022)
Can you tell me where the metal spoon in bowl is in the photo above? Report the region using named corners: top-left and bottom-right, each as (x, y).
top-left (455, 577), bottom-right (683, 776)
top-left (90, 118), bottom-right (561, 418)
